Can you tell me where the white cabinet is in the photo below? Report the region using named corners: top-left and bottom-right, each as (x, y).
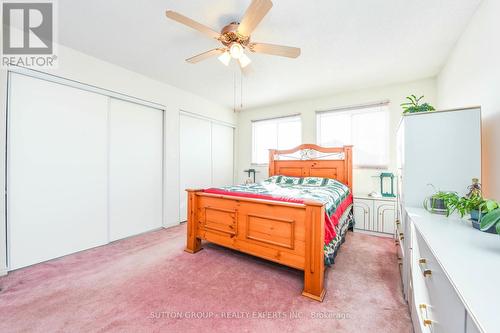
top-left (397, 107), bottom-right (481, 304)
top-left (414, 229), bottom-right (465, 333)
top-left (353, 198), bottom-right (372, 230)
top-left (374, 200), bottom-right (396, 234)
top-left (404, 208), bottom-right (499, 333)
top-left (353, 195), bottom-right (395, 234)
top-left (397, 107), bottom-right (481, 208)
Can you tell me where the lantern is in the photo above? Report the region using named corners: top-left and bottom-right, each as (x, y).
top-left (379, 172), bottom-right (396, 197)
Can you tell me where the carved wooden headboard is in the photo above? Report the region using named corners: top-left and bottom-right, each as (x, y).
top-left (268, 144), bottom-right (353, 191)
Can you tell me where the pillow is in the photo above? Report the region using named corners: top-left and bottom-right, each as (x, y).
top-left (277, 176), bottom-right (302, 185)
top-left (325, 178), bottom-right (350, 193)
top-left (262, 175), bottom-right (282, 184)
top-left (302, 177), bottom-right (327, 187)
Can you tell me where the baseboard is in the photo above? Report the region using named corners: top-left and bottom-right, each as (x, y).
top-left (353, 228), bottom-right (393, 238)
top-left (0, 267), bottom-right (7, 276)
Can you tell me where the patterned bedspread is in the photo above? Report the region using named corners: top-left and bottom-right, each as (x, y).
top-left (203, 176), bottom-right (354, 265)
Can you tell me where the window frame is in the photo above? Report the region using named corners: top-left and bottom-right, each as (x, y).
top-left (316, 102), bottom-right (390, 169)
top-left (251, 114), bottom-right (302, 165)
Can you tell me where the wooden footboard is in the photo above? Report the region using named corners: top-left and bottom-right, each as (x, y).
top-left (186, 189), bottom-right (326, 301)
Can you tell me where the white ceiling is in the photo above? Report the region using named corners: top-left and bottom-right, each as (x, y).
top-left (57, 0), bottom-right (481, 109)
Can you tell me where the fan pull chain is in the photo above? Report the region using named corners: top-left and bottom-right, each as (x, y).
top-left (240, 72), bottom-right (243, 110)
top-left (233, 72), bottom-right (236, 112)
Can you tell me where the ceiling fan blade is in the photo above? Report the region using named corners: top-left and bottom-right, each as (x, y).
top-left (165, 10), bottom-right (221, 40)
top-left (248, 42), bottom-right (301, 58)
top-left (186, 48), bottom-right (225, 64)
top-left (237, 0), bottom-right (273, 36)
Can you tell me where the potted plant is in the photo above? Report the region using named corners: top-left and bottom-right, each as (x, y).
top-left (480, 208), bottom-right (500, 235)
top-left (476, 200), bottom-right (500, 234)
top-left (466, 178), bottom-right (483, 221)
top-left (423, 191), bottom-right (457, 215)
top-left (425, 179), bottom-right (499, 235)
top-left (401, 95), bottom-right (436, 114)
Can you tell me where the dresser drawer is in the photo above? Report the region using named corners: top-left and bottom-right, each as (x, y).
top-left (410, 224), bottom-right (431, 333)
top-left (415, 230), bottom-right (466, 333)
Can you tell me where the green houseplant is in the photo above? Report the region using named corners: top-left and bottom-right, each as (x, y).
top-left (476, 200), bottom-right (500, 234)
top-left (424, 180), bottom-right (499, 235)
top-left (401, 95), bottom-right (436, 114)
top-left (423, 191), bottom-right (457, 215)
top-left (480, 208), bottom-right (500, 235)
top-left (446, 193), bottom-right (483, 218)
top-left (437, 194), bottom-right (499, 234)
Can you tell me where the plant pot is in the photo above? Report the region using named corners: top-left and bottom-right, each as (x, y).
top-left (423, 197), bottom-right (448, 215)
top-left (470, 209), bottom-right (486, 222)
top-left (471, 219), bottom-right (497, 234)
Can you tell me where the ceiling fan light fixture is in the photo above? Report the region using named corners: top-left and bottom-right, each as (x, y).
top-left (218, 51), bottom-right (231, 66)
top-left (166, 0), bottom-right (301, 70)
top-left (238, 53), bottom-right (252, 68)
top-left (229, 43), bottom-right (244, 59)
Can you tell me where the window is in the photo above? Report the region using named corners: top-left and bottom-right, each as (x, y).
top-left (252, 115), bottom-right (301, 164)
top-left (316, 103), bottom-right (389, 168)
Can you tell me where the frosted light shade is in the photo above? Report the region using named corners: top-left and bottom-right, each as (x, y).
top-left (238, 53), bottom-right (251, 68)
top-left (229, 43), bottom-right (244, 59)
top-left (218, 51), bottom-right (231, 66)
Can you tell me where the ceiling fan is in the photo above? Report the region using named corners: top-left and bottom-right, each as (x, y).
top-left (165, 0), bottom-right (301, 69)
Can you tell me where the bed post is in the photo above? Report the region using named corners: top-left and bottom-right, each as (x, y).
top-left (185, 189), bottom-right (202, 254)
top-left (268, 149), bottom-right (276, 176)
top-left (302, 200), bottom-right (326, 301)
top-left (344, 145), bottom-right (353, 192)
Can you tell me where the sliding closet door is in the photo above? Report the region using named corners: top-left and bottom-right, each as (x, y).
top-left (211, 123), bottom-right (234, 187)
top-left (108, 99), bottom-right (163, 241)
top-left (8, 73), bottom-right (109, 270)
top-left (179, 114), bottom-right (212, 221)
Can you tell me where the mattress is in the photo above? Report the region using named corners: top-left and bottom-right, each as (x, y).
top-left (203, 176), bottom-right (354, 265)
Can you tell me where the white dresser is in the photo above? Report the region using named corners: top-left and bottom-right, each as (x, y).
top-left (395, 107), bottom-right (485, 332)
top-left (353, 195), bottom-right (396, 235)
top-left (401, 207), bottom-right (500, 333)
top-left (396, 107), bottom-right (481, 295)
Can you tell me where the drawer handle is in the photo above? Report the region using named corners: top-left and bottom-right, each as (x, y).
top-left (419, 258), bottom-right (432, 277)
top-left (419, 304), bottom-right (433, 327)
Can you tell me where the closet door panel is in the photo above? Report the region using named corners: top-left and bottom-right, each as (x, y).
top-left (8, 73), bottom-right (109, 270)
top-left (211, 123), bottom-right (234, 187)
top-left (109, 99), bottom-right (163, 241)
top-left (179, 115), bottom-right (212, 221)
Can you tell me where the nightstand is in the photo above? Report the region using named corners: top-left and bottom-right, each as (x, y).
top-left (353, 194), bottom-right (396, 235)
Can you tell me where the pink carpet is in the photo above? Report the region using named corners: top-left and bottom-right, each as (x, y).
top-left (0, 225), bottom-right (412, 333)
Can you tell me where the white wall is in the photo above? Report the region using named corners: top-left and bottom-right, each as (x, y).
top-left (236, 78), bottom-right (436, 194)
top-left (0, 42), bottom-right (235, 275)
top-left (437, 0), bottom-right (500, 199)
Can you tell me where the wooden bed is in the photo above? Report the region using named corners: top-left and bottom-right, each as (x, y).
top-left (185, 144), bottom-right (353, 301)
